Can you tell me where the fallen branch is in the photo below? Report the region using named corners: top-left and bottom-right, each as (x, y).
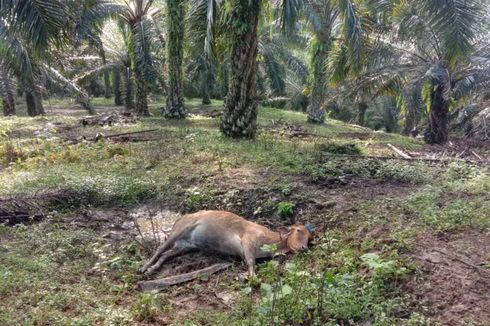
top-left (103, 129), bottom-right (159, 139)
top-left (69, 129), bottom-right (160, 144)
top-left (433, 248), bottom-right (490, 277)
top-left (387, 143), bottom-right (412, 159)
top-left (138, 263), bottom-right (232, 292)
top-left (471, 150), bottom-right (486, 162)
top-left (0, 210), bottom-right (44, 226)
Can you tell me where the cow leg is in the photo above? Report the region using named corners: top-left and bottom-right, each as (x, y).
top-left (241, 241), bottom-right (256, 277)
top-left (140, 232), bottom-right (183, 273)
top-left (145, 242), bottom-right (194, 275)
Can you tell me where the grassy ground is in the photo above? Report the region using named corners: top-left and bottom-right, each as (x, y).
top-left (0, 98), bottom-right (489, 325)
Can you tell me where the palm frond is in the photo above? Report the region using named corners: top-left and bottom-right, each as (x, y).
top-left (419, 0), bottom-right (483, 66)
top-left (12, 0), bottom-right (67, 50)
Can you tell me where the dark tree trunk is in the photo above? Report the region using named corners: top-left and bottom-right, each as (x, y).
top-left (221, 62), bottom-right (229, 99)
top-left (256, 69), bottom-right (266, 99)
top-left (220, 0), bottom-right (261, 138)
top-left (202, 79), bottom-right (211, 105)
top-left (34, 92), bottom-right (45, 115)
top-left (424, 85), bottom-right (449, 144)
top-left (135, 74), bottom-right (149, 116)
top-left (1, 67), bottom-right (16, 116)
top-left (201, 60), bottom-right (213, 105)
top-left (101, 50), bottom-right (111, 99)
top-left (358, 101), bottom-right (368, 126)
top-left (77, 93), bottom-right (95, 114)
top-left (402, 104), bottom-right (419, 135)
top-left (124, 67), bottom-right (135, 111)
top-left (307, 36), bottom-right (331, 124)
top-left (164, 0), bottom-right (186, 119)
top-left (2, 95), bottom-right (15, 116)
top-left (25, 84), bottom-right (45, 117)
top-left (113, 67), bottom-right (123, 106)
top-left (25, 91), bottom-right (38, 116)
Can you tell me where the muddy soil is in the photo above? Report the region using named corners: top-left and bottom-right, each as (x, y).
top-left (404, 229), bottom-right (490, 325)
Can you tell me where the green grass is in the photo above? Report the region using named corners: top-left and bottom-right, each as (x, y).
top-left (0, 223), bottom-right (144, 325)
top-left (1, 97), bottom-right (488, 325)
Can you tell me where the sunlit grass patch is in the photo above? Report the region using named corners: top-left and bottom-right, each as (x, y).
top-left (0, 223), bottom-right (142, 325)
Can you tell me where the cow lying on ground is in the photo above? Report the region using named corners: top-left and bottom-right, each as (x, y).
top-left (140, 210), bottom-right (313, 277)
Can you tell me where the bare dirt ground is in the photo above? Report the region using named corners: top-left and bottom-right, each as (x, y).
top-left (405, 230), bottom-right (490, 325)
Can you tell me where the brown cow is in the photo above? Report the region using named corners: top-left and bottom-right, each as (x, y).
top-left (140, 210), bottom-right (312, 276)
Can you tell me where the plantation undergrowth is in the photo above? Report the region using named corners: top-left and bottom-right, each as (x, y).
top-left (0, 99), bottom-right (489, 325)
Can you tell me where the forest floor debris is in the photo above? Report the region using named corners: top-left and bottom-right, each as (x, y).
top-left (80, 112), bottom-right (138, 127)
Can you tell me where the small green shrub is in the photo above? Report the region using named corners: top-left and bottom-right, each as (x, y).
top-left (277, 201), bottom-right (295, 218)
top-left (186, 186), bottom-right (205, 211)
top-left (0, 141), bottom-right (26, 164)
top-left (317, 141), bottom-right (365, 155)
top-left (130, 292), bottom-right (162, 322)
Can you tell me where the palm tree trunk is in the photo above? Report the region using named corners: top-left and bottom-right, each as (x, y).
top-left (26, 91), bottom-right (36, 116)
top-left (34, 91), bottom-right (45, 115)
top-left (0, 67), bottom-right (16, 116)
top-left (77, 93), bottom-right (95, 115)
top-left (164, 0), bottom-right (186, 119)
top-left (25, 83), bottom-right (45, 117)
top-left (202, 77), bottom-right (211, 105)
top-left (2, 95), bottom-right (15, 116)
top-left (307, 36), bottom-right (331, 124)
top-left (101, 50), bottom-right (111, 99)
top-left (358, 101), bottom-right (368, 126)
top-left (220, 0), bottom-right (261, 138)
top-left (201, 59), bottom-right (213, 105)
top-left (402, 104), bottom-right (418, 135)
top-left (124, 67), bottom-right (135, 111)
top-left (424, 85), bottom-right (449, 144)
top-left (135, 73), bottom-right (149, 116)
top-left (113, 67), bottom-right (123, 106)
top-left (26, 91), bottom-right (44, 116)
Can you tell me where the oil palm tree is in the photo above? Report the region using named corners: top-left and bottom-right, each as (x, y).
top-left (163, 0), bottom-right (187, 119)
top-left (341, 0), bottom-right (488, 144)
top-left (257, 21), bottom-right (309, 99)
top-left (0, 0), bottom-right (122, 115)
top-left (0, 0), bottom-right (66, 116)
top-left (220, 0), bottom-right (368, 137)
top-left (219, 0), bottom-right (262, 138)
top-left (187, 0), bottom-right (222, 105)
top-left (302, 1), bottom-right (338, 123)
top-left (0, 61), bottom-right (16, 116)
top-left (119, 0), bottom-right (162, 116)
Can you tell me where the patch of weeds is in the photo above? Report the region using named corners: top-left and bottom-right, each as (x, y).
top-left (316, 141), bottom-right (366, 155)
top-left (361, 253), bottom-right (409, 286)
top-left (403, 187), bottom-right (490, 231)
top-left (131, 292), bottom-right (164, 322)
top-left (185, 186), bottom-right (205, 211)
top-left (280, 184), bottom-right (293, 196)
top-left (304, 158), bottom-right (434, 184)
top-left (235, 260), bottom-right (409, 325)
top-left (277, 201), bottom-right (295, 219)
top-left (0, 165), bottom-right (160, 208)
top-left (390, 228), bottom-right (417, 252)
top-left (0, 140), bottom-right (26, 165)
top-left (0, 223), bottom-right (138, 324)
